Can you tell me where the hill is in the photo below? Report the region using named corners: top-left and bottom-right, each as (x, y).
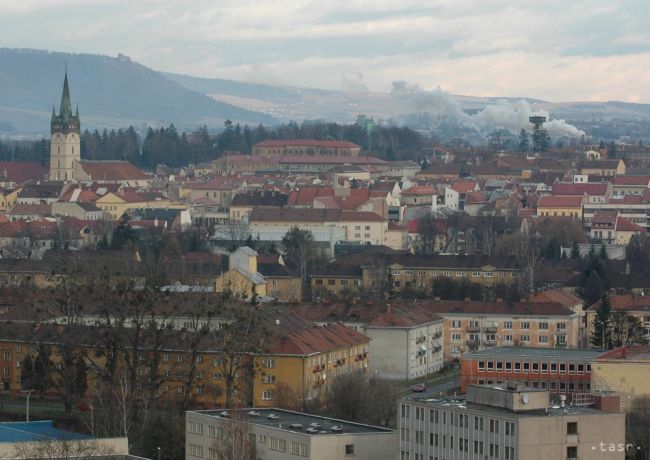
top-left (0, 49), bottom-right (275, 135)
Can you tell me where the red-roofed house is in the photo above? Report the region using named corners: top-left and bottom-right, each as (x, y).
top-left (611, 175), bottom-right (650, 197)
top-left (400, 185), bottom-right (437, 207)
top-left (6, 203), bottom-right (52, 221)
top-left (589, 210), bottom-right (643, 244)
top-left (537, 195), bottom-right (584, 219)
top-left (252, 139), bottom-right (361, 157)
top-left (444, 180), bottom-right (480, 211)
top-left (74, 161), bottom-right (148, 186)
top-left (551, 182), bottom-right (612, 203)
top-left (0, 162), bottom-right (48, 187)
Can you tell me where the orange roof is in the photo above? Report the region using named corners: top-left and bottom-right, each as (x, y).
top-left (531, 289), bottom-right (582, 308)
top-left (0, 162), bottom-right (48, 185)
top-left (451, 180), bottom-right (477, 194)
top-left (401, 185), bottom-right (436, 196)
top-left (368, 306), bottom-right (443, 327)
top-left (616, 216), bottom-right (643, 232)
top-left (339, 211), bottom-right (385, 222)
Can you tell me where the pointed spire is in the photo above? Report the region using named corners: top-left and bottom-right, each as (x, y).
top-left (51, 104), bottom-right (56, 121)
top-left (75, 104), bottom-right (79, 119)
top-left (59, 70), bottom-right (72, 119)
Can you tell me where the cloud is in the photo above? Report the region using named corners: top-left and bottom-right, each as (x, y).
top-left (2, 0), bottom-right (650, 102)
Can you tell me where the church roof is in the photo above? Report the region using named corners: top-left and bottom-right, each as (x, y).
top-left (78, 161), bottom-right (147, 181)
top-left (59, 72), bottom-right (73, 119)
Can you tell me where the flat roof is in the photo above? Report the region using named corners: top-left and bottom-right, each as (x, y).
top-left (402, 395), bottom-right (615, 419)
top-left (463, 347), bottom-right (603, 360)
top-left (190, 408), bottom-right (393, 435)
top-left (0, 421), bottom-right (90, 443)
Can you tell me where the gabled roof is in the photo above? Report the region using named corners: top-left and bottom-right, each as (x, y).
top-left (79, 161), bottom-right (147, 181)
top-left (587, 295), bottom-right (650, 312)
top-left (0, 162), bottom-right (48, 185)
top-left (612, 175), bottom-right (650, 186)
top-left (531, 289), bottom-right (582, 308)
top-left (287, 187), bottom-right (334, 206)
top-left (367, 306), bottom-right (443, 328)
top-left (401, 185), bottom-right (436, 196)
top-left (537, 195), bottom-right (584, 208)
top-left (551, 182), bottom-right (608, 196)
top-left (268, 320), bottom-right (370, 355)
top-left (591, 210), bottom-right (618, 225)
top-left (8, 203), bottom-right (52, 216)
top-left (616, 216), bottom-right (643, 232)
top-left (450, 180), bottom-right (478, 194)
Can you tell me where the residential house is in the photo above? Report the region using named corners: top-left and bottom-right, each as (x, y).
top-left (536, 196), bottom-right (583, 219)
top-left (252, 139), bottom-right (361, 157)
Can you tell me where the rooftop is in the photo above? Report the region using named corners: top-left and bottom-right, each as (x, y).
top-left (190, 408), bottom-right (392, 435)
top-left (595, 345), bottom-right (650, 362)
top-left (463, 346), bottom-right (602, 360)
top-left (0, 420), bottom-right (89, 443)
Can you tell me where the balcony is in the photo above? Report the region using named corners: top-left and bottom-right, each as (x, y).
top-left (466, 339), bottom-right (481, 350)
top-left (483, 327), bottom-right (498, 334)
top-left (484, 338), bottom-right (497, 345)
top-left (467, 326), bottom-right (481, 333)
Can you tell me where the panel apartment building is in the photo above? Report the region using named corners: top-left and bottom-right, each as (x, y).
top-left (398, 384), bottom-right (625, 460)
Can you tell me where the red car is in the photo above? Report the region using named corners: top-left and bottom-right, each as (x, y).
top-left (412, 383), bottom-right (426, 393)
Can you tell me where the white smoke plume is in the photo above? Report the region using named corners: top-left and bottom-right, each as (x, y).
top-left (391, 81), bottom-right (585, 138)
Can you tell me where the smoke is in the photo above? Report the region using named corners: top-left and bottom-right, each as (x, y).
top-left (391, 81), bottom-right (585, 138)
top-left (342, 73), bottom-right (370, 94)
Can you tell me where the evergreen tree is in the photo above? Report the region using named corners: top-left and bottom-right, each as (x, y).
top-left (20, 354), bottom-right (35, 390)
top-left (608, 141), bottom-right (617, 157)
top-left (570, 241), bottom-right (580, 259)
top-left (518, 129), bottom-right (530, 153)
top-left (591, 294), bottom-right (612, 349)
top-left (599, 243), bottom-right (608, 259)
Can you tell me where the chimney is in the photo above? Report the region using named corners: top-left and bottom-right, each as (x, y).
top-left (559, 394), bottom-right (566, 408)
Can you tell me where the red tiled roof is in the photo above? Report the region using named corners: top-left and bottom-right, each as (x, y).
top-left (595, 345), bottom-right (650, 362)
top-left (401, 185), bottom-right (436, 196)
top-left (465, 191), bottom-right (488, 204)
top-left (269, 322), bottom-right (369, 355)
top-left (588, 295), bottom-right (650, 311)
top-left (0, 162), bottom-right (48, 185)
top-left (368, 306), bottom-right (443, 327)
top-left (612, 176), bottom-right (650, 186)
top-left (591, 210), bottom-right (618, 225)
top-left (451, 180), bottom-right (477, 194)
top-left (552, 182), bottom-right (608, 196)
top-left (79, 161), bottom-right (147, 181)
top-left (616, 216), bottom-right (643, 232)
top-left (531, 289), bottom-right (582, 308)
top-left (537, 195), bottom-right (584, 208)
top-left (254, 139), bottom-right (360, 149)
top-left (287, 187), bottom-right (334, 206)
top-left (9, 203), bottom-right (52, 215)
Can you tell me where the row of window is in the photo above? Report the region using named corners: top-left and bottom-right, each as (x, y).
top-left (476, 379), bottom-right (591, 392)
top-left (391, 270), bottom-right (517, 278)
top-left (451, 320), bottom-right (566, 330)
top-left (401, 440), bottom-right (514, 459)
top-left (314, 278), bottom-right (361, 286)
top-left (451, 333), bottom-right (565, 344)
top-left (402, 405), bottom-right (515, 436)
top-left (477, 361), bottom-right (590, 374)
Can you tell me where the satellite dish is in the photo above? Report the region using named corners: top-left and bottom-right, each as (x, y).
top-left (420, 345), bottom-right (427, 351)
top-left (522, 394), bottom-right (530, 404)
top-left (275, 319), bottom-right (280, 325)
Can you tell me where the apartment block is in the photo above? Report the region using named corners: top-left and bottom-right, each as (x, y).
top-left (398, 384), bottom-right (625, 460)
top-left (185, 408), bottom-right (396, 460)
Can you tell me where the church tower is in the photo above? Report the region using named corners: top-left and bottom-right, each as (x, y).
top-left (50, 71), bottom-right (81, 181)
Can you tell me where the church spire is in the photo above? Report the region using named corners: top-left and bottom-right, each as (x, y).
top-left (59, 71), bottom-right (72, 119)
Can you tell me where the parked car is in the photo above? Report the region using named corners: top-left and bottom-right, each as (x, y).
top-left (412, 383), bottom-right (426, 393)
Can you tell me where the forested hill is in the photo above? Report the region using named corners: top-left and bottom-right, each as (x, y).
top-left (0, 49), bottom-right (275, 135)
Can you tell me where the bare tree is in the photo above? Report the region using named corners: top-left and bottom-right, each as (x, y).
top-left (213, 412), bottom-right (259, 460)
top-left (13, 438), bottom-right (116, 459)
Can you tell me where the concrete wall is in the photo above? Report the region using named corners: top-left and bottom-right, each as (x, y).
top-left (591, 361), bottom-right (650, 410)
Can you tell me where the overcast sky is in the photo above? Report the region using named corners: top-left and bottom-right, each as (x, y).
top-left (3, 0), bottom-right (650, 102)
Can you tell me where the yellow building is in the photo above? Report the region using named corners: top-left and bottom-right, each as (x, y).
top-left (0, 317), bottom-right (369, 410)
top-left (591, 345), bottom-right (650, 410)
top-left (96, 191), bottom-right (184, 220)
top-left (0, 188), bottom-right (19, 212)
top-left (536, 195), bottom-right (584, 219)
top-left (585, 295), bottom-right (650, 347)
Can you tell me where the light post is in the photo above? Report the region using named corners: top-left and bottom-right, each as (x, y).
top-left (20, 390), bottom-right (35, 422)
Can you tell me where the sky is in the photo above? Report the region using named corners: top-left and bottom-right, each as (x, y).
top-left (2, 0), bottom-right (650, 103)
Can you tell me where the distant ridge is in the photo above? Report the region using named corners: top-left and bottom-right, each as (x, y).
top-left (0, 48), bottom-right (275, 135)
